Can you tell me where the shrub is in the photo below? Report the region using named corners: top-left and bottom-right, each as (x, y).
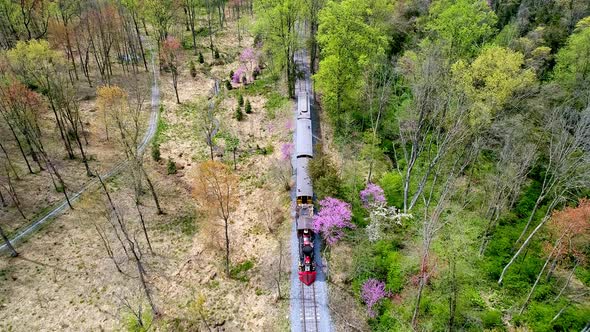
top-left (151, 143), bottom-right (161, 161)
top-left (238, 94), bottom-right (244, 107)
top-left (379, 172), bottom-right (404, 207)
top-left (245, 99), bottom-right (252, 114)
top-left (198, 52), bottom-right (204, 64)
top-left (189, 60), bottom-right (197, 78)
top-left (167, 158), bottom-right (177, 174)
top-left (124, 309), bottom-right (153, 332)
top-left (225, 80), bottom-right (232, 91)
top-left (309, 148), bottom-right (343, 200)
top-left (230, 260), bottom-right (254, 281)
top-left (235, 108), bottom-right (244, 121)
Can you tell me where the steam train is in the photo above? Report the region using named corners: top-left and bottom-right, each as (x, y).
top-left (295, 91), bottom-right (317, 286)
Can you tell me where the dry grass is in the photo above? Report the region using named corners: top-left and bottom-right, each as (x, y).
top-left (1, 16), bottom-right (293, 332)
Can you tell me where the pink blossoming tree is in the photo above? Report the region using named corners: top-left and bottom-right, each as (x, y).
top-left (360, 183), bottom-right (386, 208)
top-left (239, 47), bottom-right (256, 72)
top-left (313, 197), bottom-right (355, 245)
top-left (232, 66), bottom-right (247, 84)
top-left (361, 278), bottom-right (389, 318)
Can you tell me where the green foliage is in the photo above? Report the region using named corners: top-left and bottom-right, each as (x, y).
top-left (452, 45), bottom-right (535, 127)
top-left (494, 22), bottom-right (519, 47)
top-left (214, 49), bottom-right (220, 59)
top-left (379, 172), bottom-right (403, 208)
top-left (481, 309), bottom-right (502, 329)
top-left (554, 17), bottom-right (590, 101)
top-left (124, 309), bottom-right (153, 332)
top-left (237, 94), bottom-right (244, 107)
top-left (255, 144), bottom-right (274, 155)
top-left (254, 0), bottom-right (302, 96)
top-left (158, 207), bottom-right (199, 236)
top-left (225, 80), bottom-right (232, 91)
top-left (424, 0), bottom-right (497, 58)
top-left (167, 158), bottom-right (177, 174)
top-left (352, 240), bottom-right (406, 295)
top-left (151, 143), bottom-right (161, 161)
top-left (245, 99), bottom-right (252, 114)
top-left (230, 260), bottom-right (255, 281)
top-left (314, 0), bottom-right (388, 115)
top-left (198, 52), bottom-right (204, 64)
top-left (235, 108), bottom-right (244, 121)
top-left (181, 34), bottom-right (194, 50)
top-left (264, 92), bottom-right (288, 110)
top-left (308, 149), bottom-right (343, 200)
top-left (6, 39), bottom-right (67, 92)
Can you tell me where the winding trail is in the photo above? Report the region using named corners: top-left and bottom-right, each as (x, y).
top-left (289, 22), bottom-right (333, 332)
top-left (1, 41), bottom-right (161, 254)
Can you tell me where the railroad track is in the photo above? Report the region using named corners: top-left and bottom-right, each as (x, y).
top-left (301, 281), bottom-right (320, 332)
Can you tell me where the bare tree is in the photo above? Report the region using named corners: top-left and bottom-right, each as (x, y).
top-left (479, 116), bottom-right (537, 255)
top-left (192, 161), bottom-right (239, 276)
top-left (271, 238), bottom-right (286, 300)
top-left (183, 0), bottom-right (199, 54)
top-left (1, 164), bottom-right (26, 221)
top-left (498, 106), bottom-right (590, 285)
top-left (97, 174), bottom-right (159, 315)
top-left (363, 61), bottom-right (394, 184)
top-left (411, 129), bottom-right (476, 328)
top-left (398, 47), bottom-right (461, 213)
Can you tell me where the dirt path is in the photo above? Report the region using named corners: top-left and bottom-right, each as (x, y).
top-left (0, 39), bottom-right (160, 254)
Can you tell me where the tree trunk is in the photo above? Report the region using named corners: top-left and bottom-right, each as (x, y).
top-left (141, 166), bottom-right (163, 215)
top-left (554, 262), bottom-right (577, 302)
top-left (49, 99), bottom-right (75, 159)
top-left (498, 197), bottom-right (559, 285)
top-left (3, 166), bottom-right (27, 221)
top-left (63, 23), bottom-right (79, 80)
top-left (0, 142), bottom-right (21, 179)
top-left (132, 14), bottom-right (149, 72)
top-left (224, 217), bottom-right (230, 276)
top-left (276, 240), bottom-right (283, 299)
top-left (515, 194), bottom-right (543, 246)
top-left (0, 225), bottom-right (18, 257)
top-left (72, 125), bottom-right (93, 177)
top-left (412, 247), bottom-right (430, 328)
top-left (44, 156), bottom-right (72, 209)
top-left (94, 223), bottom-right (123, 273)
top-left (4, 120), bottom-right (33, 174)
top-left (0, 187), bottom-right (6, 207)
top-left (136, 203), bottom-right (154, 254)
top-left (173, 71), bottom-right (180, 104)
top-left (412, 274), bottom-right (426, 328)
top-left (206, 0), bottom-right (215, 58)
top-left (519, 238), bottom-right (560, 314)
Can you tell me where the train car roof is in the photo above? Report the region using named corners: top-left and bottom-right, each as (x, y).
top-left (296, 157), bottom-right (313, 198)
top-left (296, 118), bottom-right (313, 158)
top-left (297, 94), bottom-right (311, 120)
top-left (297, 214), bottom-right (314, 230)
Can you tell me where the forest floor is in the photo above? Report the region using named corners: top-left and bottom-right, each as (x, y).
top-left (1, 18), bottom-right (294, 331)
